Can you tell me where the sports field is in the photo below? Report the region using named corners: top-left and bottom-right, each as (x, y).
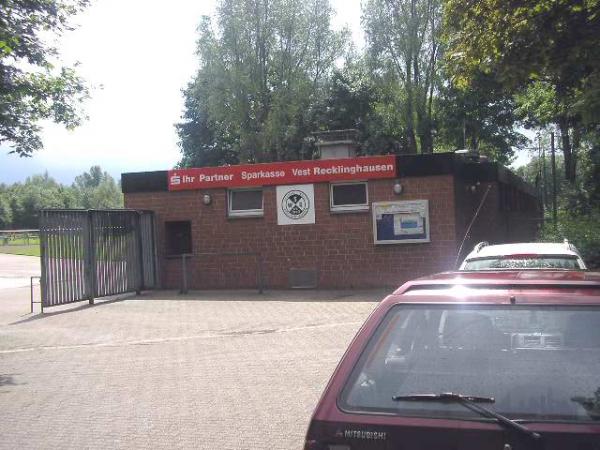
top-left (0, 234), bottom-right (40, 257)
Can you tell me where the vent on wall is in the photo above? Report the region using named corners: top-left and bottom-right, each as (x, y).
top-left (289, 268), bottom-right (318, 289)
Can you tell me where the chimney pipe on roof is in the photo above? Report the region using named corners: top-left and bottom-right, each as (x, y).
top-left (312, 129), bottom-right (359, 160)
top-left (455, 148), bottom-right (487, 163)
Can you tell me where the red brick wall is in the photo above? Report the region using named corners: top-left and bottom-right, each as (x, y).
top-left (454, 179), bottom-right (541, 264)
top-left (125, 175), bottom-right (458, 289)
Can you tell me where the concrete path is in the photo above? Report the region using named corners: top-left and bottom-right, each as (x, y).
top-left (0, 287), bottom-right (385, 450)
top-left (0, 254), bottom-right (40, 289)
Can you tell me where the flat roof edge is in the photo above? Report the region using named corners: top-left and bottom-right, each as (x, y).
top-left (122, 170), bottom-right (168, 193)
top-left (120, 153), bottom-right (536, 196)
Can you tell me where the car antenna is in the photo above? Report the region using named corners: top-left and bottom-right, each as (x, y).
top-left (454, 184), bottom-right (492, 269)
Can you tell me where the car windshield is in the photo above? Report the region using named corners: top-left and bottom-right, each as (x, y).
top-left (463, 256), bottom-right (582, 270)
top-left (340, 305), bottom-right (600, 423)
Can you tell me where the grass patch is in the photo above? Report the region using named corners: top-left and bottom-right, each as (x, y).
top-left (0, 245), bottom-right (41, 257)
top-left (0, 237), bottom-right (40, 246)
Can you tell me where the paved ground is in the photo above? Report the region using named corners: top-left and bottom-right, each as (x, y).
top-left (0, 253), bottom-right (40, 289)
top-left (0, 260), bottom-right (383, 450)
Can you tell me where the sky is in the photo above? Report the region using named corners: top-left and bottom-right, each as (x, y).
top-left (0, 0), bottom-right (527, 185)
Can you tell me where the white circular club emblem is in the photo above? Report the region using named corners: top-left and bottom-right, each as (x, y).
top-left (282, 190), bottom-right (310, 220)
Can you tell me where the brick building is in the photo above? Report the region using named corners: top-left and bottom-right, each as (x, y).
top-left (122, 152), bottom-right (540, 290)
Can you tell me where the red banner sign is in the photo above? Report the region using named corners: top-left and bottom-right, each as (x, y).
top-left (168, 155), bottom-right (397, 190)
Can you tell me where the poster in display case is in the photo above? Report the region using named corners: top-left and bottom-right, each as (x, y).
top-left (372, 200), bottom-right (430, 244)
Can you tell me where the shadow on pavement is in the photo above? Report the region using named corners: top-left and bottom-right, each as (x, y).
top-left (0, 374), bottom-right (17, 386)
top-left (6, 288), bottom-right (385, 326)
top-left (0, 374), bottom-right (25, 391)
top-left (9, 296), bottom-right (129, 325)
top-left (129, 289), bottom-right (389, 303)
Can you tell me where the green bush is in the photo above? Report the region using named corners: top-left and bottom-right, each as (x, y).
top-left (540, 210), bottom-right (600, 269)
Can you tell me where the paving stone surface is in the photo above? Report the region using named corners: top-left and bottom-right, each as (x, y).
top-left (0, 280), bottom-right (383, 450)
top-left (0, 253), bottom-right (40, 289)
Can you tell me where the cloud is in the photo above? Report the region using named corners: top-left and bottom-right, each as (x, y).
top-left (1, 0), bottom-right (365, 185)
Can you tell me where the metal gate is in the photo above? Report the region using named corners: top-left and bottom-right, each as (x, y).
top-left (39, 209), bottom-right (156, 309)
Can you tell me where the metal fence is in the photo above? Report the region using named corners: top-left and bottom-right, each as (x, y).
top-left (139, 212), bottom-right (158, 290)
top-left (0, 229), bottom-right (39, 246)
top-left (39, 209), bottom-right (156, 309)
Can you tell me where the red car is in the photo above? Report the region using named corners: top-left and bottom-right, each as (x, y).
top-left (305, 271), bottom-right (600, 450)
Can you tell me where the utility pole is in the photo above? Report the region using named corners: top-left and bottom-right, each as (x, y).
top-left (535, 134), bottom-right (542, 208)
top-left (551, 131), bottom-right (558, 228)
top-left (539, 134), bottom-right (547, 209)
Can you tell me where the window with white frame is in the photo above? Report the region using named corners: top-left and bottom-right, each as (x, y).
top-left (330, 182), bottom-right (369, 212)
top-left (228, 188), bottom-right (264, 217)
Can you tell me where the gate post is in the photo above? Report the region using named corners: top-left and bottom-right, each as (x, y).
top-left (85, 210), bottom-right (96, 305)
top-left (257, 253), bottom-right (264, 294)
top-left (151, 212), bottom-right (160, 289)
top-left (135, 212), bottom-right (144, 295)
top-left (39, 211), bottom-right (48, 311)
top-left (180, 254), bottom-right (189, 294)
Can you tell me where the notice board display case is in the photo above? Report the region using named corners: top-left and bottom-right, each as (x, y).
top-left (372, 200), bottom-right (430, 244)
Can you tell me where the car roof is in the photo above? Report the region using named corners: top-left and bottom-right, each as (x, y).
top-left (410, 270), bottom-right (600, 284)
top-left (465, 242), bottom-right (582, 259)
top-left (389, 270), bottom-right (600, 305)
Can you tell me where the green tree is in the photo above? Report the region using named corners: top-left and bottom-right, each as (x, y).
top-left (314, 63), bottom-right (377, 139)
top-left (515, 150), bottom-right (566, 210)
top-left (176, 75), bottom-right (240, 168)
top-left (362, 0), bottom-right (443, 154)
top-left (444, 0), bottom-right (600, 182)
top-left (312, 58), bottom-right (407, 155)
top-left (515, 137), bottom-right (600, 268)
top-left (9, 173), bottom-right (74, 228)
top-left (0, 187), bottom-right (12, 229)
top-left (177, 0), bottom-right (348, 166)
top-left (540, 209), bottom-right (600, 269)
top-left (0, 0), bottom-right (89, 156)
top-left (1, 167), bottom-right (122, 229)
top-left (72, 166), bottom-right (123, 209)
top-left (73, 165), bottom-right (104, 190)
top-left (436, 72), bottom-right (527, 164)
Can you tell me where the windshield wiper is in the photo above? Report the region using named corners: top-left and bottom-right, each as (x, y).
top-left (392, 392), bottom-right (542, 443)
top-left (393, 392), bottom-right (495, 403)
